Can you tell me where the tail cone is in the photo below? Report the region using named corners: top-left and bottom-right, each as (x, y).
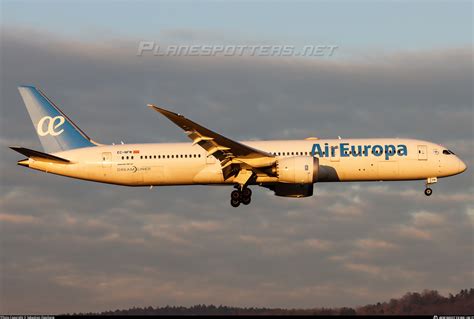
top-left (17, 159), bottom-right (29, 167)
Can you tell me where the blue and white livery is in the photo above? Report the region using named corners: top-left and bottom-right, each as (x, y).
top-left (11, 86), bottom-right (467, 207)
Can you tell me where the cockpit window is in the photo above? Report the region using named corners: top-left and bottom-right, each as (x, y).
top-left (443, 150), bottom-right (455, 155)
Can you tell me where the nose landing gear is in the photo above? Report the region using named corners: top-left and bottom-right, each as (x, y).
top-left (230, 186), bottom-right (252, 207)
top-left (424, 177), bottom-right (437, 197)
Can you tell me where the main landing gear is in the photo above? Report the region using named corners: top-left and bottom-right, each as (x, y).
top-left (230, 187), bottom-right (252, 207)
top-left (424, 177), bottom-right (437, 197)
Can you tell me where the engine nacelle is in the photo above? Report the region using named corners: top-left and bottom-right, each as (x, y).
top-left (273, 183), bottom-right (314, 197)
top-left (276, 156), bottom-right (319, 184)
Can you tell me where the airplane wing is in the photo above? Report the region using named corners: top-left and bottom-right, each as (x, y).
top-left (148, 105), bottom-right (276, 183)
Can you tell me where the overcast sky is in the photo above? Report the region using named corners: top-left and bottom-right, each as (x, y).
top-left (1, 0), bottom-right (473, 314)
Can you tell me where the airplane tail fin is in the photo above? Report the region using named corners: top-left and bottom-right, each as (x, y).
top-left (18, 86), bottom-right (99, 153)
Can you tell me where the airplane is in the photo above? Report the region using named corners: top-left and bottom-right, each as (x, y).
top-left (10, 86), bottom-right (467, 207)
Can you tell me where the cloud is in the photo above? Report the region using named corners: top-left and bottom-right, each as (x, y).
top-left (356, 239), bottom-right (398, 250)
top-left (0, 27), bottom-right (472, 314)
top-left (393, 225), bottom-right (433, 240)
top-left (0, 213), bottom-right (38, 224)
top-left (412, 211), bottom-right (445, 227)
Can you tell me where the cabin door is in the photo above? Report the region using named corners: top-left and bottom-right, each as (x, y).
top-left (417, 145), bottom-right (428, 160)
top-left (101, 152), bottom-right (112, 177)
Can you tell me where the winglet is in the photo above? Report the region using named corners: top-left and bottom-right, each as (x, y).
top-left (148, 104), bottom-right (184, 118)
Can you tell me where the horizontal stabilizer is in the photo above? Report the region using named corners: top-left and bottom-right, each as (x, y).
top-left (9, 146), bottom-right (70, 163)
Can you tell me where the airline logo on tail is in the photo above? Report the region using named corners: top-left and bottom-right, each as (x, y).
top-left (37, 116), bottom-right (65, 136)
top-left (18, 86), bottom-right (98, 152)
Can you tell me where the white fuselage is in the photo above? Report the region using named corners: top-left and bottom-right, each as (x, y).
top-left (22, 138), bottom-right (465, 186)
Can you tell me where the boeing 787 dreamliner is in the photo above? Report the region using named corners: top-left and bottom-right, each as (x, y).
top-left (11, 86), bottom-right (467, 207)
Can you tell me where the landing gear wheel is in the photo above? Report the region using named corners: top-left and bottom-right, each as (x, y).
top-left (241, 188), bottom-right (252, 198)
top-left (231, 190), bottom-right (241, 200)
top-left (424, 188), bottom-right (433, 196)
top-left (231, 198), bottom-right (241, 207)
top-left (241, 196), bottom-right (251, 205)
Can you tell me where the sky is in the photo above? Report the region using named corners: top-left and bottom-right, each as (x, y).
top-left (1, 0), bottom-right (473, 314)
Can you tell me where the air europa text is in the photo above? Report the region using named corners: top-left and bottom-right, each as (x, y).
top-left (311, 143), bottom-right (408, 160)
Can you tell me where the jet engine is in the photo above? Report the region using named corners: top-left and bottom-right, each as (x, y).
top-left (271, 156), bottom-right (319, 198)
top-left (276, 156), bottom-right (319, 184)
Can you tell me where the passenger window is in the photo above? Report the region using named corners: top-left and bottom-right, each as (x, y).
top-left (131, 156), bottom-right (134, 159)
top-left (140, 156), bottom-right (143, 159)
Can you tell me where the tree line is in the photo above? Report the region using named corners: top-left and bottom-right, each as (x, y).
top-left (72, 288), bottom-right (474, 315)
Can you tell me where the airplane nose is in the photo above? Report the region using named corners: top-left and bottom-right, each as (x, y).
top-left (458, 159), bottom-right (467, 173)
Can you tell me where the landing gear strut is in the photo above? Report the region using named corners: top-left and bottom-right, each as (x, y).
top-left (424, 177), bottom-right (437, 197)
top-left (230, 186), bottom-right (252, 207)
